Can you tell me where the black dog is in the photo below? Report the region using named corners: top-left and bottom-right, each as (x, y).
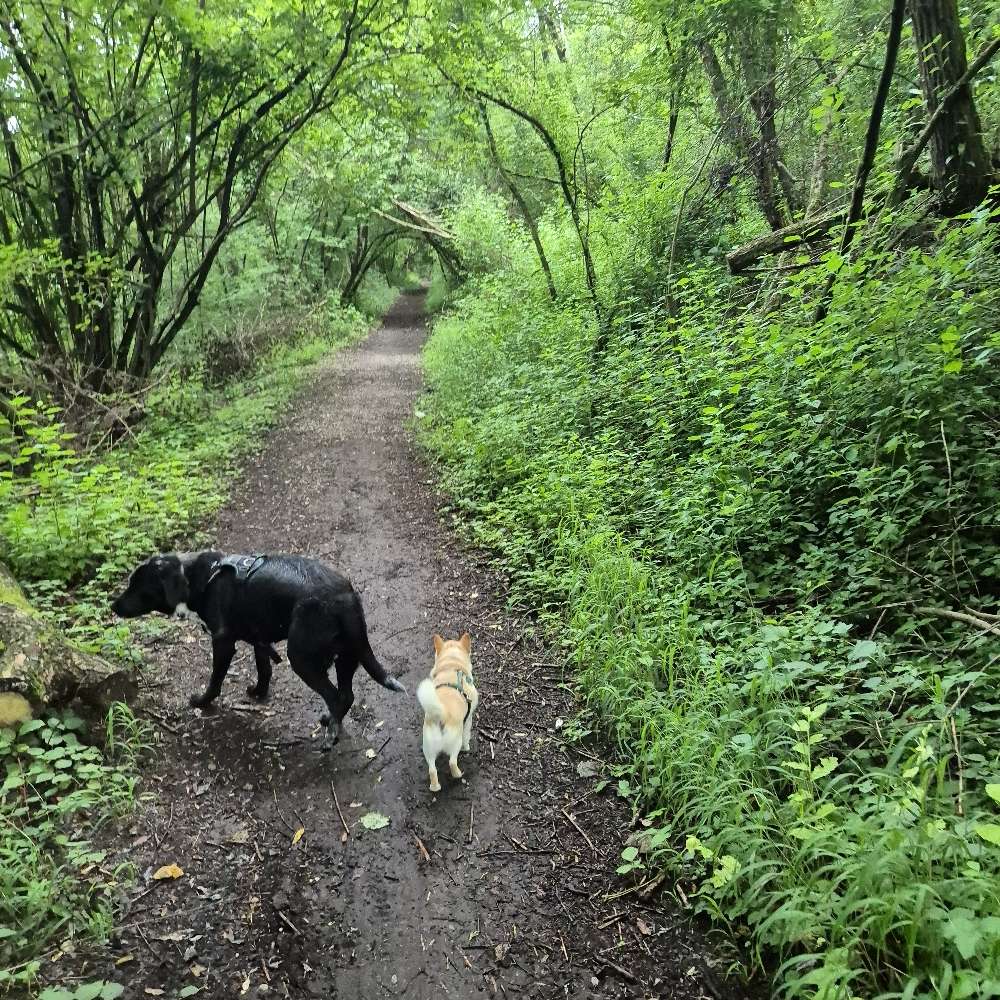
top-left (112, 552), bottom-right (404, 747)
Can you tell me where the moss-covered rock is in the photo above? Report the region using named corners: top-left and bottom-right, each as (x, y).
top-left (0, 562), bottom-right (136, 727)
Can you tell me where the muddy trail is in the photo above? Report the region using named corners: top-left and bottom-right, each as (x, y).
top-left (53, 293), bottom-right (754, 1000)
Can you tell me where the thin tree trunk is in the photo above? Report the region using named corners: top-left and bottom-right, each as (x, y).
top-left (698, 40), bottom-right (785, 230)
top-left (814, 0), bottom-right (907, 322)
top-left (908, 0), bottom-right (992, 212)
top-left (480, 104), bottom-right (558, 302)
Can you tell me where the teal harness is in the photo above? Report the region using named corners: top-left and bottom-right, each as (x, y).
top-left (436, 669), bottom-right (473, 723)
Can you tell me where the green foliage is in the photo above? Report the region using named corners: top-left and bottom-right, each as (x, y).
top-left (0, 713), bottom-right (144, 988)
top-left (421, 205), bottom-right (1000, 997)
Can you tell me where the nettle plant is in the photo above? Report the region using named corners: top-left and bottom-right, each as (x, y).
top-left (0, 713), bottom-right (141, 987)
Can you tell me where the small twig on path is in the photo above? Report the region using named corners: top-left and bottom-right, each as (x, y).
top-left (603, 871), bottom-right (666, 902)
top-left (330, 781), bottom-right (350, 842)
top-left (559, 930), bottom-right (569, 963)
top-left (598, 957), bottom-right (638, 983)
top-left (271, 788), bottom-right (297, 835)
top-left (366, 735), bottom-right (392, 765)
top-left (675, 881), bottom-right (690, 908)
top-left (143, 710), bottom-right (184, 735)
top-left (134, 924), bottom-right (157, 958)
top-left (560, 807), bottom-right (596, 854)
top-left (276, 909), bottom-right (301, 935)
top-left (468, 803), bottom-right (475, 844)
top-left (414, 833), bottom-right (431, 863)
top-left (383, 622), bottom-right (424, 642)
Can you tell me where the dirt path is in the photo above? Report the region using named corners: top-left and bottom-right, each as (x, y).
top-left (56, 294), bottom-right (752, 1000)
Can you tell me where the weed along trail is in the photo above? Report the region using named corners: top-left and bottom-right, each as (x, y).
top-left (54, 293), bottom-right (746, 1000)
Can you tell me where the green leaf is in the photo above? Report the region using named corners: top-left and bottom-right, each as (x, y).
top-left (986, 783), bottom-right (1000, 805)
top-left (974, 823), bottom-right (1000, 846)
top-left (848, 640), bottom-right (878, 661)
top-left (359, 811), bottom-right (390, 831)
top-left (75, 984), bottom-right (106, 1000)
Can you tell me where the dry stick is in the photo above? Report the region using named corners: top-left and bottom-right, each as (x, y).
top-left (813, 0), bottom-right (907, 323)
top-left (916, 606), bottom-right (1000, 635)
top-left (414, 833), bottom-right (431, 863)
top-left (330, 781), bottom-right (350, 841)
top-left (559, 930), bottom-right (569, 963)
top-left (950, 717), bottom-right (964, 817)
top-left (941, 420), bottom-right (953, 497)
top-left (599, 957), bottom-right (638, 983)
top-left (366, 734), bottom-right (392, 765)
top-left (468, 804), bottom-right (475, 845)
top-left (560, 807), bottom-right (597, 854)
top-left (275, 910), bottom-right (301, 935)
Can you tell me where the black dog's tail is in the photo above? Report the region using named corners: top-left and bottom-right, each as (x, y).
top-left (347, 597), bottom-right (406, 693)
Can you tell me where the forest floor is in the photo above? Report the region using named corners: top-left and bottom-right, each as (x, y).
top-left (50, 293), bottom-right (755, 1000)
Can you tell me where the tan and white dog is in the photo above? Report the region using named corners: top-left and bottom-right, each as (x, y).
top-left (417, 633), bottom-right (478, 792)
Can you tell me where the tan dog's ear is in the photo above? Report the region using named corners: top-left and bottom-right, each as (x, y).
top-left (432, 634), bottom-right (444, 654)
top-left (459, 632), bottom-right (471, 652)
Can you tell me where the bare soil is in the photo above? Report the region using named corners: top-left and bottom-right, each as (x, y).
top-left (49, 293), bottom-right (758, 1000)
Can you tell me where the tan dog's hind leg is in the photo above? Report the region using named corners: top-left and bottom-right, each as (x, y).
top-left (423, 728), bottom-right (441, 792)
top-left (449, 754), bottom-right (463, 779)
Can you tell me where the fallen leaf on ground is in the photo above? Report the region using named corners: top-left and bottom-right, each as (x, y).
top-left (152, 863), bottom-right (183, 880)
top-left (115, 954), bottom-right (134, 965)
top-left (240, 976), bottom-right (251, 995)
top-left (359, 811), bottom-right (390, 831)
top-left (144, 990), bottom-right (164, 997)
top-left (365, 748), bottom-right (376, 759)
top-left (190, 962), bottom-right (206, 977)
top-left (228, 828), bottom-right (249, 845)
top-left (291, 827), bottom-right (304, 845)
top-left (576, 760), bottom-right (600, 778)
top-left (637, 918), bottom-right (652, 936)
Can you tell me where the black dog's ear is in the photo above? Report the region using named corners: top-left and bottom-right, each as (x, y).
top-left (161, 560), bottom-right (190, 610)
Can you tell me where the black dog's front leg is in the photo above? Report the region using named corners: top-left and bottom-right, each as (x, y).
top-left (190, 635), bottom-right (237, 708)
top-left (247, 643), bottom-right (275, 700)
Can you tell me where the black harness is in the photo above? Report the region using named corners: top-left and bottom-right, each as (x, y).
top-left (436, 669), bottom-right (473, 723)
top-left (206, 554), bottom-right (266, 588)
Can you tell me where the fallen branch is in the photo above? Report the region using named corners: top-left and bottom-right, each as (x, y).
top-left (726, 209), bottom-right (846, 274)
top-left (916, 606), bottom-right (1000, 635)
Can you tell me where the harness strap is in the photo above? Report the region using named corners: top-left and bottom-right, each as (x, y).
top-left (435, 669), bottom-right (473, 723)
top-left (206, 553), bottom-right (266, 589)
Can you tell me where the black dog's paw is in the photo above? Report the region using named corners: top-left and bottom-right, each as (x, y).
top-left (319, 712), bottom-right (330, 726)
top-left (246, 684), bottom-right (270, 701)
top-left (189, 693), bottom-right (217, 710)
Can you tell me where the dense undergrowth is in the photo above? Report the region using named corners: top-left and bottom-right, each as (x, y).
top-left (0, 292), bottom-right (380, 992)
top-left (421, 203), bottom-right (1000, 999)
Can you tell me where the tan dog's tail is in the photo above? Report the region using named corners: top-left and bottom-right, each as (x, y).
top-left (417, 679), bottom-right (444, 723)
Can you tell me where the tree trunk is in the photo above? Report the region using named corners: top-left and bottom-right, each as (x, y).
top-left (909, 0), bottom-right (991, 213)
top-left (480, 104), bottom-right (558, 302)
top-left (0, 563), bottom-right (137, 727)
top-left (698, 40), bottom-right (785, 230)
